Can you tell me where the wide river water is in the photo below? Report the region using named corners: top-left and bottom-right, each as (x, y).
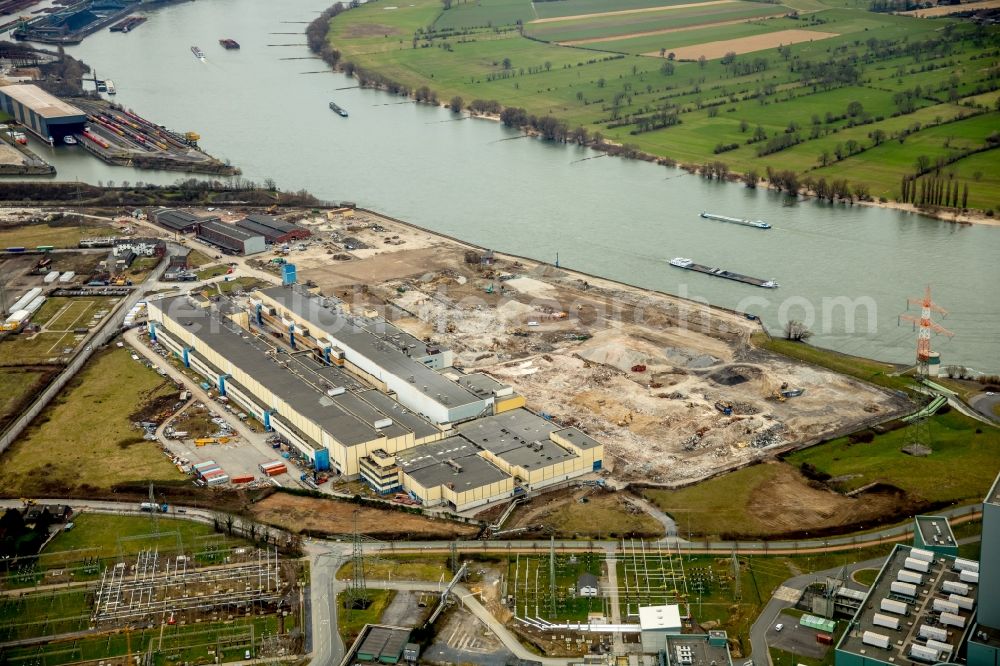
top-left (22, 0), bottom-right (1000, 372)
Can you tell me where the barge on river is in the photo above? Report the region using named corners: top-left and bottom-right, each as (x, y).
top-left (329, 102), bottom-right (348, 117)
top-left (669, 257), bottom-right (778, 288)
top-left (701, 212), bottom-right (771, 229)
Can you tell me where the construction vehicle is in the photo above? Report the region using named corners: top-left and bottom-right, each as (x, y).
top-left (715, 400), bottom-right (734, 416)
top-left (20, 498), bottom-right (36, 507)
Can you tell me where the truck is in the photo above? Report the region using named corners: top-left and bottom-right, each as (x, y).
top-left (139, 502), bottom-right (168, 513)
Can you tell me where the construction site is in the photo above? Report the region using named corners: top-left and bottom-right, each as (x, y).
top-left (266, 208), bottom-right (905, 487)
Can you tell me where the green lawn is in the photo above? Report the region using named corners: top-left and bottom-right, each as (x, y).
top-left (786, 410), bottom-right (1000, 502)
top-left (0, 223), bottom-right (119, 249)
top-left (852, 567), bottom-right (879, 586)
top-left (0, 366), bottom-right (51, 431)
top-left (0, 347), bottom-right (184, 497)
top-left (325, 0), bottom-right (1000, 211)
top-left (337, 589), bottom-right (395, 645)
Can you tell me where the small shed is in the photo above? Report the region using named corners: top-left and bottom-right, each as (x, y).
top-left (577, 572), bottom-right (600, 597)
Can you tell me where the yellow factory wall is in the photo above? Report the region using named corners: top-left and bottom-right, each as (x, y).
top-left (403, 476), bottom-right (443, 505)
top-left (550, 433), bottom-right (604, 468)
top-left (494, 395), bottom-right (526, 414)
top-left (443, 477), bottom-right (514, 509)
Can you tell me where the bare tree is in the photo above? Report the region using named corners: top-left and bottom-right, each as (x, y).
top-left (785, 320), bottom-right (813, 341)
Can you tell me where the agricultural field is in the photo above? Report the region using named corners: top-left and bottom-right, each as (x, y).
top-left (326, 0), bottom-right (1000, 211)
top-left (0, 347), bottom-right (183, 498)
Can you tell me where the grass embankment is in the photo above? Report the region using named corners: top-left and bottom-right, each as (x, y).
top-left (0, 366), bottom-right (54, 432)
top-left (326, 0), bottom-right (1000, 211)
top-left (0, 222), bottom-right (119, 248)
top-left (506, 490), bottom-right (664, 539)
top-left (337, 590), bottom-right (396, 645)
top-left (645, 409), bottom-right (999, 538)
top-left (338, 555), bottom-right (452, 582)
top-left (787, 409), bottom-right (1000, 501)
top-left (0, 347), bottom-right (183, 497)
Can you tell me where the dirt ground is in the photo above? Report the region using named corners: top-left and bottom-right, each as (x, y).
top-left (499, 487), bottom-right (665, 539)
top-left (653, 29), bottom-right (839, 60)
top-left (280, 209), bottom-right (902, 487)
top-left (0, 143), bottom-right (24, 166)
top-left (563, 15), bottom-right (784, 46)
top-left (530, 0), bottom-right (735, 24)
top-left (248, 492), bottom-right (480, 540)
top-left (900, 0), bottom-right (1000, 16)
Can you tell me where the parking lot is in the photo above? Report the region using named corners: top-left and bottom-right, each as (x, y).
top-left (766, 613), bottom-right (831, 660)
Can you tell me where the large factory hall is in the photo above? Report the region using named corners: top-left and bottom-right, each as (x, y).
top-left (146, 285), bottom-right (604, 512)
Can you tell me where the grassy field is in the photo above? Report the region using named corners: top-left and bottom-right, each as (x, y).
top-left (852, 567), bottom-right (879, 586)
top-left (506, 490), bottom-right (664, 539)
top-left (0, 222), bottom-right (119, 249)
top-left (339, 555), bottom-right (452, 582)
top-left (787, 409), bottom-right (1000, 502)
top-left (326, 0), bottom-right (1000, 212)
top-left (0, 296), bottom-right (117, 365)
top-left (0, 347), bottom-right (183, 497)
top-left (0, 366), bottom-right (53, 432)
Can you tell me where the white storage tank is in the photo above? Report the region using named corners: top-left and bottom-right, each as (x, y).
top-left (881, 598), bottom-right (908, 615)
top-left (949, 594), bottom-right (974, 610)
top-left (933, 598), bottom-right (959, 614)
top-left (939, 612), bottom-right (965, 628)
top-left (904, 557), bottom-right (931, 573)
top-left (909, 547), bottom-right (935, 562)
top-left (909, 644), bottom-right (940, 663)
top-left (953, 557), bottom-right (979, 573)
top-left (891, 581), bottom-right (917, 597)
top-left (862, 632), bottom-right (890, 649)
top-left (898, 570), bottom-right (923, 585)
top-left (919, 624), bottom-right (947, 641)
top-left (872, 613), bottom-right (900, 631)
top-left (960, 570), bottom-right (979, 584)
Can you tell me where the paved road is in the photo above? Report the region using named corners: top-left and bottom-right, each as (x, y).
top-left (970, 392), bottom-right (1000, 424)
top-left (308, 546), bottom-right (350, 666)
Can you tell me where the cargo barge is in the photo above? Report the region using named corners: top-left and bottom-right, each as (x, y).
top-left (669, 257), bottom-right (778, 288)
top-left (110, 16), bottom-right (146, 33)
top-left (329, 101), bottom-right (348, 117)
top-left (219, 38), bottom-right (240, 49)
top-left (701, 212), bottom-right (771, 229)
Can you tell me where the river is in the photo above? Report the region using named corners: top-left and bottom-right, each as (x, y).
top-left (22, 0), bottom-right (1000, 372)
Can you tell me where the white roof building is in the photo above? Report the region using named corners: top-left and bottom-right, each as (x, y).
top-left (639, 604), bottom-right (683, 653)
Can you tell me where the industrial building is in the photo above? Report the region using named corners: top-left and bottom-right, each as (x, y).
top-left (913, 514), bottom-right (958, 556)
top-left (662, 632), bottom-right (733, 666)
top-left (0, 84), bottom-right (85, 142)
top-left (341, 625), bottom-right (417, 666)
top-left (639, 604), bottom-right (683, 653)
top-left (196, 220), bottom-right (266, 256)
top-left (152, 209), bottom-right (217, 234)
top-left (146, 289), bottom-right (604, 508)
top-left (113, 238), bottom-right (165, 258)
top-left (835, 469), bottom-right (1000, 666)
top-left (235, 214), bottom-right (311, 244)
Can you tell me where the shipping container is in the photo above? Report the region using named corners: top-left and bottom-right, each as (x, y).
top-left (862, 632), bottom-right (890, 649)
top-left (909, 547), bottom-right (935, 563)
top-left (206, 474), bottom-right (230, 486)
top-left (904, 557), bottom-right (931, 573)
top-left (933, 598), bottom-right (959, 614)
top-left (263, 464), bottom-right (287, 477)
top-left (231, 475), bottom-right (254, 484)
top-left (898, 570), bottom-right (923, 585)
top-left (815, 633), bottom-right (833, 646)
top-left (192, 460), bottom-right (217, 470)
top-left (872, 613), bottom-right (900, 631)
top-left (942, 580), bottom-right (969, 595)
top-left (200, 468), bottom-right (224, 479)
top-left (881, 598), bottom-right (908, 615)
top-left (926, 639), bottom-right (953, 656)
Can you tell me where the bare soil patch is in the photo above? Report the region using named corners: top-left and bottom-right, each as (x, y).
top-left (647, 29), bottom-right (838, 60)
top-left (900, 0), bottom-right (1000, 15)
top-left (530, 0), bottom-right (734, 24)
top-left (499, 487), bottom-right (664, 539)
top-left (249, 492), bottom-right (480, 540)
top-left (299, 246), bottom-right (456, 289)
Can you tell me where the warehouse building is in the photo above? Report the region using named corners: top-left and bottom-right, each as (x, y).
top-left (196, 220), bottom-right (266, 256)
top-left (235, 214), bottom-right (311, 244)
top-left (640, 605), bottom-right (683, 653)
top-left (146, 296), bottom-right (444, 475)
top-left (253, 286), bottom-right (487, 423)
top-left (152, 208), bottom-right (216, 234)
top-left (969, 472), bottom-right (1000, 666)
top-left (0, 84), bottom-right (85, 142)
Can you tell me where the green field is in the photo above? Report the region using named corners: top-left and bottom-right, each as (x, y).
top-left (0, 222), bottom-right (119, 249)
top-left (0, 366), bottom-right (53, 432)
top-left (787, 409), bottom-right (1000, 502)
top-left (337, 589), bottom-right (395, 645)
top-left (0, 347), bottom-right (183, 497)
top-left (326, 0), bottom-right (1000, 212)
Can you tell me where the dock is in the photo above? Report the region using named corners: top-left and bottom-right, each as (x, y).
top-left (669, 257), bottom-right (778, 288)
top-left (110, 16), bottom-right (146, 33)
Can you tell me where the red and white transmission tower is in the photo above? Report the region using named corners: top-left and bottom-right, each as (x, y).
top-left (899, 285), bottom-right (953, 375)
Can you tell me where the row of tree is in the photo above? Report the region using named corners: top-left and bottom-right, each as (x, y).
top-left (900, 174), bottom-right (969, 208)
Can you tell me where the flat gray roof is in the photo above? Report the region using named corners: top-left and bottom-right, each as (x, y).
top-left (398, 436), bottom-right (509, 491)
top-left (154, 209), bottom-right (205, 231)
top-left (664, 635), bottom-right (732, 666)
top-left (243, 213), bottom-right (303, 234)
top-left (555, 427), bottom-right (601, 451)
top-left (457, 409), bottom-right (580, 471)
top-left (155, 296), bottom-right (437, 447)
top-left (837, 544), bottom-right (978, 665)
top-left (0, 84), bottom-right (84, 119)
top-left (199, 220), bottom-right (262, 243)
top-left (454, 372), bottom-right (509, 399)
top-left (915, 515), bottom-right (956, 549)
top-left (987, 471), bottom-right (1000, 507)
top-left (259, 286), bottom-right (479, 410)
